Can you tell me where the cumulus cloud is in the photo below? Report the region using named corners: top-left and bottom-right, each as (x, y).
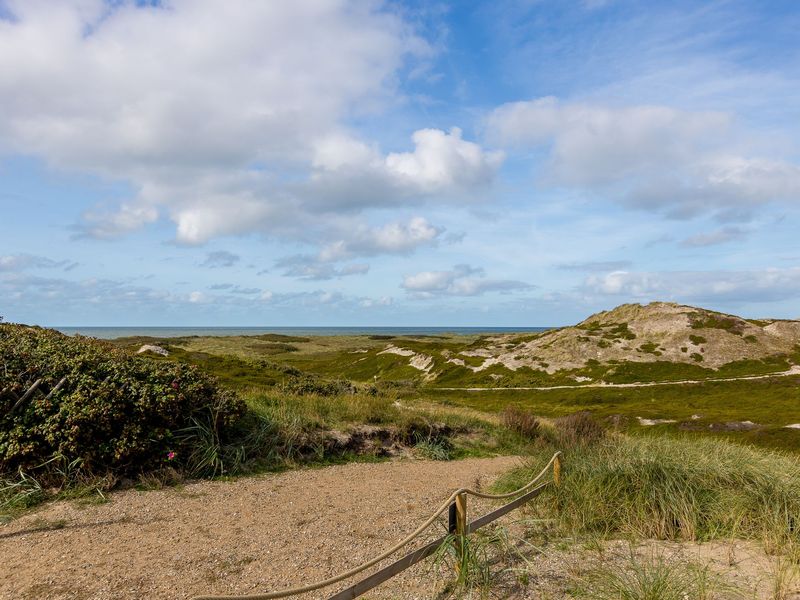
top-left (304, 128), bottom-right (504, 215)
top-left (402, 264), bottom-right (532, 297)
top-left (487, 96), bottom-right (800, 220)
top-left (201, 251), bottom-right (240, 268)
top-left (583, 268), bottom-right (800, 303)
top-left (383, 128), bottom-right (504, 193)
top-left (277, 216), bottom-right (442, 280)
top-left (319, 217), bottom-right (443, 261)
top-left (0, 2), bottom-right (500, 254)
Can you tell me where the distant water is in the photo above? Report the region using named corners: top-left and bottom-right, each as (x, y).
top-left (55, 326), bottom-right (551, 340)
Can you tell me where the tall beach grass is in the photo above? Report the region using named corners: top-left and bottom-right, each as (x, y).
top-left (497, 429), bottom-right (800, 554)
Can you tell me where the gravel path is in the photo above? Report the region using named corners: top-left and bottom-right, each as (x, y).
top-left (1, 456), bottom-right (522, 600)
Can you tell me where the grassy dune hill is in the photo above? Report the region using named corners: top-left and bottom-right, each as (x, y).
top-left (479, 301), bottom-right (800, 373)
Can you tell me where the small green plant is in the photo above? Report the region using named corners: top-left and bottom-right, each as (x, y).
top-left (574, 550), bottom-right (727, 600)
top-left (689, 334), bottom-right (708, 345)
top-left (770, 556), bottom-right (800, 600)
top-left (638, 342), bottom-right (662, 356)
top-left (414, 437), bottom-right (453, 461)
top-left (431, 525), bottom-right (526, 597)
top-left (691, 352), bottom-right (704, 362)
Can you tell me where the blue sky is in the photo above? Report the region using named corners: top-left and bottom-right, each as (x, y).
top-left (1, 0), bottom-right (799, 326)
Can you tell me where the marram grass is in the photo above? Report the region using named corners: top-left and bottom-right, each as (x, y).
top-left (497, 433), bottom-right (800, 553)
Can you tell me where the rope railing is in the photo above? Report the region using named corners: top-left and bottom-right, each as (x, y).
top-left (194, 451), bottom-right (562, 600)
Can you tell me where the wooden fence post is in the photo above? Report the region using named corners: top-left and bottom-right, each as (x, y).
top-left (454, 492), bottom-right (467, 574)
top-left (553, 454), bottom-right (562, 488)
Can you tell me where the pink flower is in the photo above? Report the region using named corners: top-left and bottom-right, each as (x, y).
top-left (167, 451), bottom-right (176, 460)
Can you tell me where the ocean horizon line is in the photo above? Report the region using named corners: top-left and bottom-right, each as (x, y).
top-left (53, 325), bottom-right (554, 340)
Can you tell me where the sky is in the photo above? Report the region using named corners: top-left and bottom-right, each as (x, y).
top-left (1, 0), bottom-right (799, 327)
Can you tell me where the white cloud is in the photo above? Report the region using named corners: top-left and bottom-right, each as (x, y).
top-left (0, 1), bottom-right (413, 168)
top-left (278, 216), bottom-right (443, 280)
top-left (360, 296), bottom-right (393, 308)
top-left (487, 97), bottom-right (800, 219)
top-left (305, 128), bottom-right (504, 214)
top-left (583, 268), bottom-right (800, 303)
top-left (1, 1), bottom-right (495, 251)
top-left (383, 128), bottom-right (504, 193)
top-left (402, 264), bottom-right (531, 297)
top-left (321, 217), bottom-right (443, 259)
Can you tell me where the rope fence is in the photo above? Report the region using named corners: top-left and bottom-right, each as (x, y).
top-left (194, 451), bottom-right (562, 600)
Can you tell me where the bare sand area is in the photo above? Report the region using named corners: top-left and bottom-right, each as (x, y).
top-left (1, 457), bottom-right (521, 600)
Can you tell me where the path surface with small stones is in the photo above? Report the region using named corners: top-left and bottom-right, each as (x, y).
top-left (1, 456), bottom-right (523, 600)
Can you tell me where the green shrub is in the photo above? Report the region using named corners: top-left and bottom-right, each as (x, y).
top-left (690, 313), bottom-right (744, 335)
top-left (0, 324), bottom-right (245, 480)
top-left (501, 406), bottom-right (541, 439)
top-left (554, 411), bottom-right (605, 448)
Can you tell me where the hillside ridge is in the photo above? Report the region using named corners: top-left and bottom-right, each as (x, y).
top-left (464, 301), bottom-right (800, 375)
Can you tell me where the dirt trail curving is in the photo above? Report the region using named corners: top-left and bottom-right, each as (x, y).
top-left (436, 364), bottom-right (800, 392)
top-left (0, 456), bottom-right (522, 600)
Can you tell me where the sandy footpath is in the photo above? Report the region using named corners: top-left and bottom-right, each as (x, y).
top-left (1, 456), bottom-right (522, 600)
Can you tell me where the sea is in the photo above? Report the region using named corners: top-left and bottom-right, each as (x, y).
top-left (54, 326), bottom-right (551, 340)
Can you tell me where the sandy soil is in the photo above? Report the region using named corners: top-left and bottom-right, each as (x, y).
top-left (4, 454), bottom-right (797, 600)
top-left (0, 456), bottom-right (522, 600)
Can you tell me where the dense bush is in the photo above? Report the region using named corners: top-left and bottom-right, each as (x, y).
top-left (554, 410), bottom-right (605, 447)
top-left (279, 374), bottom-right (358, 397)
top-left (0, 324), bottom-right (245, 479)
top-left (501, 406), bottom-right (541, 439)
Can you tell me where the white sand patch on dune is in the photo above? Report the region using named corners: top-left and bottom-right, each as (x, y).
top-left (378, 345), bottom-right (415, 357)
top-left (785, 424), bottom-right (800, 429)
top-left (409, 354), bottom-right (433, 372)
top-left (637, 417), bottom-right (677, 426)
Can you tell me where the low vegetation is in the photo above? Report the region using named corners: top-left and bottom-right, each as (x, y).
top-left (571, 551), bottom-right (726, 600)
top-left (0, 324), bottom-right (536, 518)
top-left (497, 424), bottom-right (800, 555)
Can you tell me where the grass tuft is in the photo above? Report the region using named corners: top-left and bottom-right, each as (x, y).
top-left (573, 550), bottom-right (730, 600)
top-left (497, 434), bottom-right (800, 552)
